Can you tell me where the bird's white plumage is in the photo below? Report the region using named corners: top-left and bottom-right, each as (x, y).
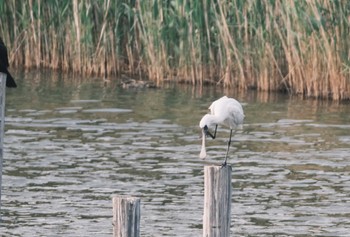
top-left (199, 96), bottom-right (244, 160)
top-left (199, 96), bottom-right (244, 129)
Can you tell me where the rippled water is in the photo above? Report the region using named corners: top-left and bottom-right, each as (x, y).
top-left (1, 71), bottom-right (350, 236)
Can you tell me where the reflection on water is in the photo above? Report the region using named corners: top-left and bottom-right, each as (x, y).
top-left (1, 70), bottom-right (350, 236)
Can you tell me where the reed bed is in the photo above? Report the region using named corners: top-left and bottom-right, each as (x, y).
top-left (1, 0), bottom-right (350, 99)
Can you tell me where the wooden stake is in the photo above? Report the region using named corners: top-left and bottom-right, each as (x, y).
top-left (203, 165), bottom-right (232, 237)
top-left (112, 196), bottom-right (140, 237)
top-left (0, 73), bottom-right (6, 213)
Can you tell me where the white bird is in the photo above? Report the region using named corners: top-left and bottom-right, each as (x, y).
top-left (199, 96), bottom-right (244, 166)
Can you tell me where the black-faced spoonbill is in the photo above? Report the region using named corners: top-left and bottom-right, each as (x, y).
top-left (0, 37), bottom-right (17, 87)
top-left (199, 96), bottom-right (244, 166)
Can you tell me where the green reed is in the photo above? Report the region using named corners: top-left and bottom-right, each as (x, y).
top-left (1, 0), bottom-right (350, 99)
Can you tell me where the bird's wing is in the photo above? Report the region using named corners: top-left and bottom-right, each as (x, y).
top-left (208, 96), bottom-right (227, 114)
top-left (227, 101), bottom-right (244, 128)
top-left (209, 96), bottom-right (244, 127)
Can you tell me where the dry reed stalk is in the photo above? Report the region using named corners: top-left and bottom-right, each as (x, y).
top-left (73, 0), bottom-right (81, 73)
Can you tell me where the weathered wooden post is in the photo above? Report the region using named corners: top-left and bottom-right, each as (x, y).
top-left (203, 165), bottom-right (232, 237)
top-left (112, 196), bottom-right (140, 237)
top-left (0, 73), bottom-right (6, 213)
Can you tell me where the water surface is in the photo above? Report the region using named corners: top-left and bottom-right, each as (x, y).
top-left (1, 71), bottom-right (350, 236)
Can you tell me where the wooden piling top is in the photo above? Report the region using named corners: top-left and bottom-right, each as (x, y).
top-left (112, 195), bottom-right (141, 237)
top-left (203, 165), bottom-right (232, 237)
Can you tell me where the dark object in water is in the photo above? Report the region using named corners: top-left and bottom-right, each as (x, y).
top-left (0, 37), bottom-right (17, 88)
top-left (120, 76), bottom-right (156, 89)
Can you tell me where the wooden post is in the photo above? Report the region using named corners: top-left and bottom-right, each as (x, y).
top-left (0, 73), bottom-right (6, 213)
top-left (203, 165), bottom-right (232, 237)
top-left (112, 196), bottom-right (140, 237)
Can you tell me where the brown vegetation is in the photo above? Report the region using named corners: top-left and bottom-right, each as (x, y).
top-left (1, 0), bottom-right (350, 99)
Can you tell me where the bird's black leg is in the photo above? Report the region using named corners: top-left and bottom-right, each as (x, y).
top-left (204, 125), bottom-right (218, 139)
top-left (213, 125), bottom-right (218, 138)
top-left (222, 129), bottom-right (233, 167)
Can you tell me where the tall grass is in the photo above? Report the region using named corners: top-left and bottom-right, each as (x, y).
top-left (1, 0), bottom-right (350, 99)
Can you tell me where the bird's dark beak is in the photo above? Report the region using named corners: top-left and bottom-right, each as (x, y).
top-left (203, 125), bottom-right (209, 136)
top-left (200, 128), bottom-right (207, 159)
top-left (203, 125), bottom-right (216, 139)
top-left (200, 125), bottom-right (208, 139)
